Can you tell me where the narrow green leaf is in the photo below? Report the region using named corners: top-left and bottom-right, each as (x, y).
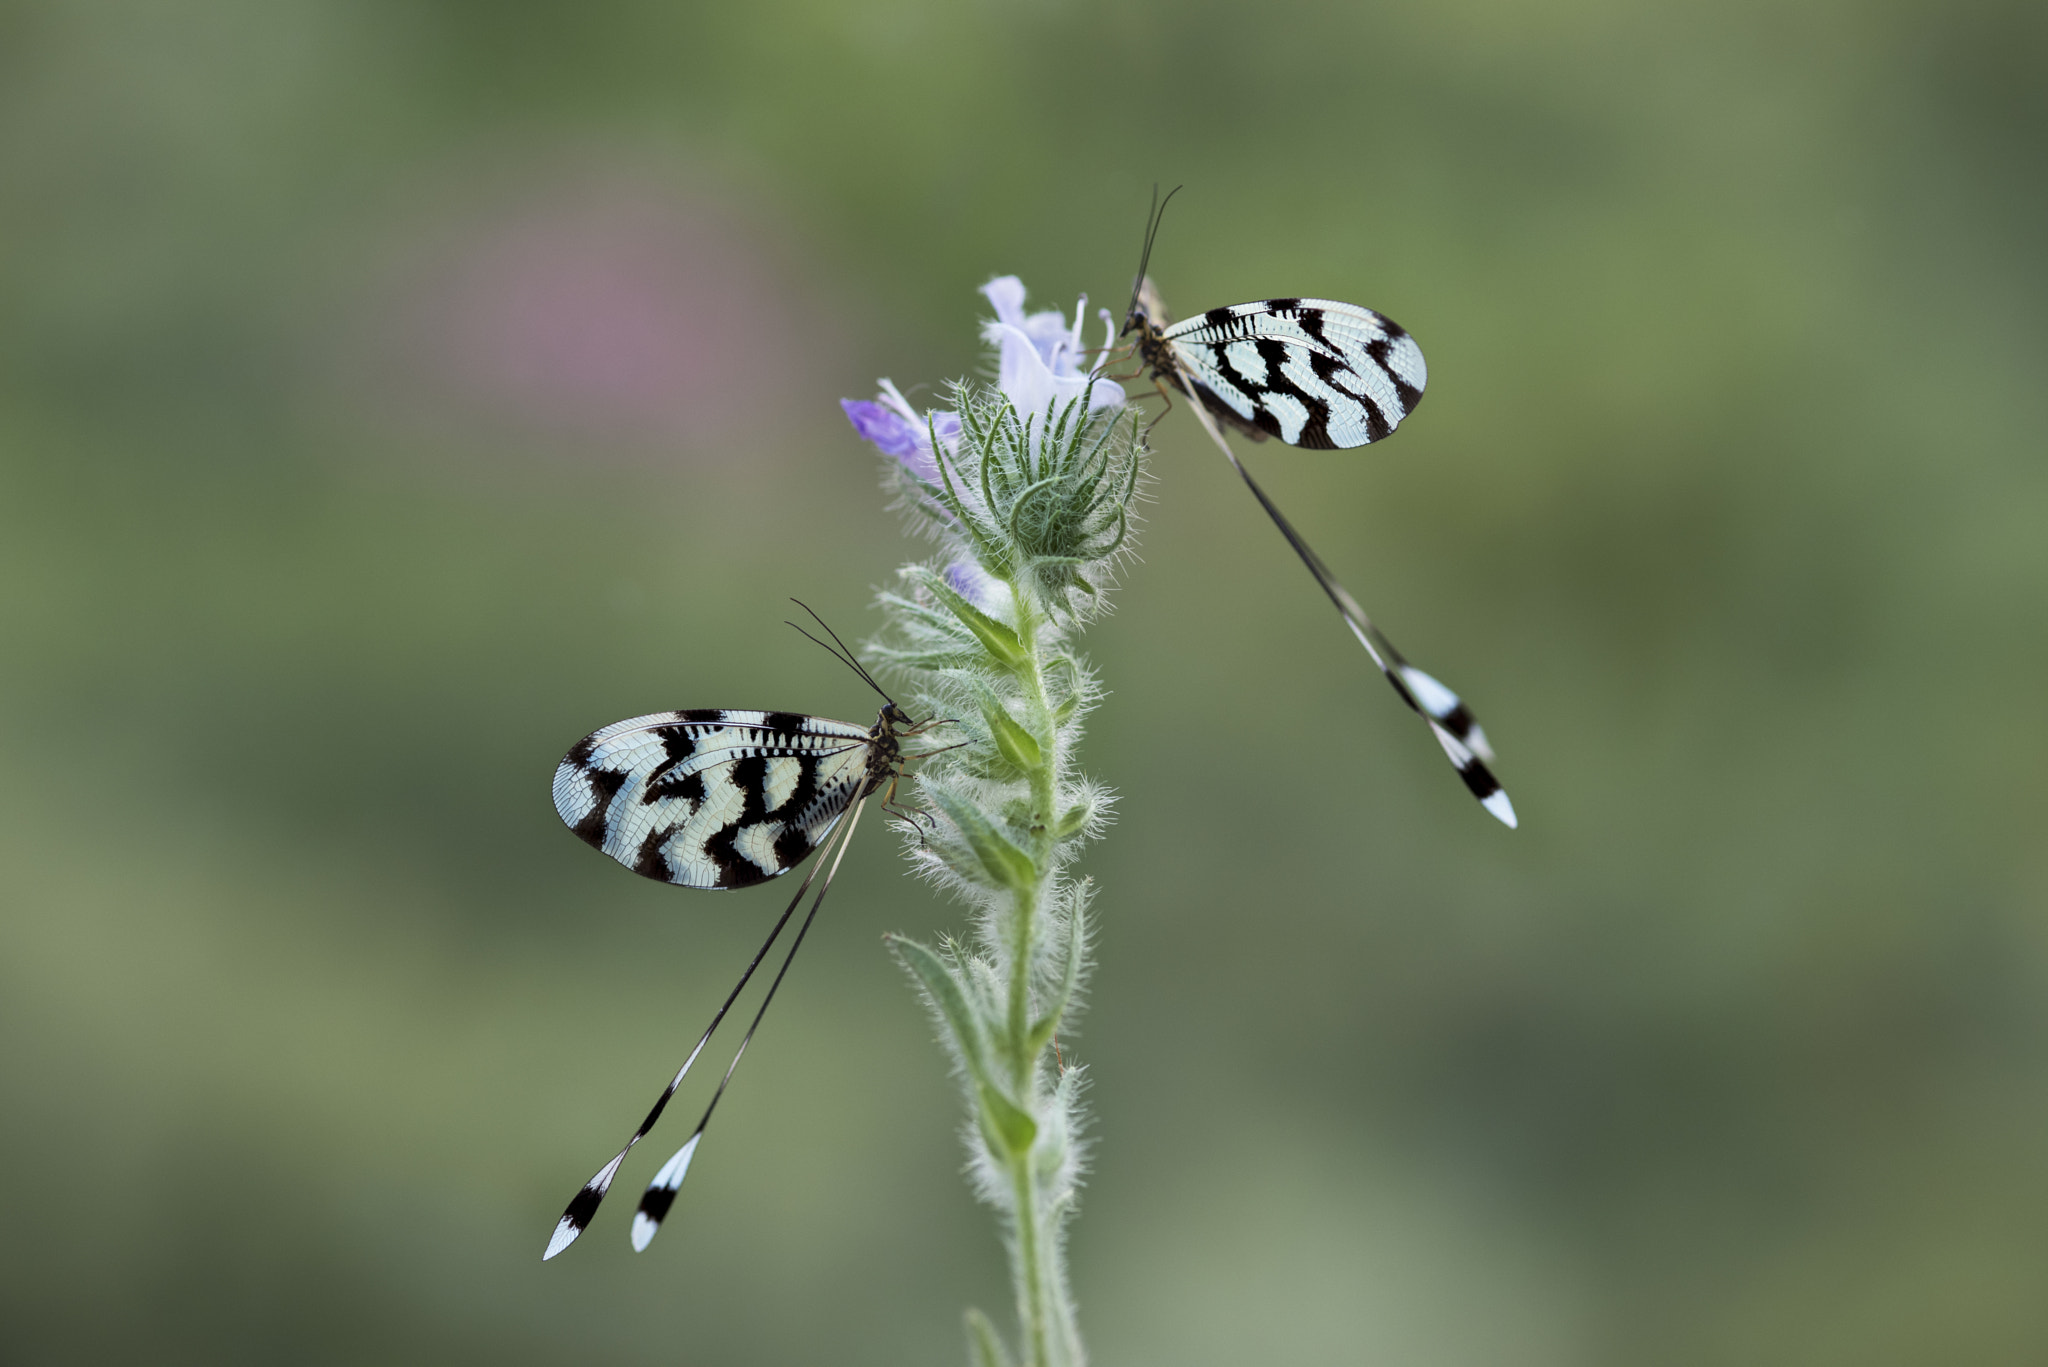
top-left (866, 647), bottom-right (982, 671)
top-left (965, 1309), bottom-right (1014, 1367)
top-left (910, 565), bottom-right (1027, 669)
top-left (929, 789), bottom-right (1037, 891)
top-left (1027, 898), bottom-right (1087, 1056)
top-left (877, 588), bottom-right (977, 642)
top-left (983, 702), bottom-right (1043, 771)
top-left (887, 934), bottom-right (996, 1090)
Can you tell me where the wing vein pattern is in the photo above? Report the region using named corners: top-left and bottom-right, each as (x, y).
top-left (552, 708), bottom-right (874, 888)
top-left (1162, 298), bottom-right (1427, 449)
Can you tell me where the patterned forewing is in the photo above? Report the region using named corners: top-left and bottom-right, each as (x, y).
top-left (1162, 298), bottom-right (1427, 449)
top-left (552, 709), bottom-right (872, 888)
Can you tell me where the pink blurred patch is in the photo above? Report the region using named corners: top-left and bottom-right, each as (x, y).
top-left (376, 165), bottom-right (833, 451)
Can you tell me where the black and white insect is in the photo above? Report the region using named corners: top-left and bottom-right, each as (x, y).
top-left (1119, 188), bottom-right (1515, 828)
top-left (542, 609), bottom-right (949, 1260)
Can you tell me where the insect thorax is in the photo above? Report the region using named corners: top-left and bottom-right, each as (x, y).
top-left (1134, 325), bottom-right (1176, 380)
top-left (1125, 277), bottom-right (1179, 381)
top-left (862, 708), bottom-right (905, 796)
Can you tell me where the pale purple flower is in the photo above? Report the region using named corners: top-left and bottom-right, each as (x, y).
top-left (946, 558), bottom-right (1011, 615)
top-left (840, 397), bottom-right (922, 459)
top-left (840, 379), bottom-right (959, 481)
top-left (978, 276), bottom-right (1124, 418)
top-left (843, 279), bottom-right (1122, 480)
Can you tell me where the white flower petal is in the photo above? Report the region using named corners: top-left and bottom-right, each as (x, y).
top-left (979, 276), bottom-right (1028, 329)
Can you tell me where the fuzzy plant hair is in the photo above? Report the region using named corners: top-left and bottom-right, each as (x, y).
top-left (841, 276), bottom-right (1144, 1367)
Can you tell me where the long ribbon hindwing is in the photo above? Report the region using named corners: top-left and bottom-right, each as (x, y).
top-left (1119, 192), bottom-right (1513, 827)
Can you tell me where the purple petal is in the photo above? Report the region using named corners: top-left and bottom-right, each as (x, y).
top-left (841, 398), bottom-right (922, 458)
top-left (946, 559), bottom-right (1009, 614)
top-left (987, 324), bottom-right (1124, 418)
top-left (979, 278), bottom-right (1125, 417)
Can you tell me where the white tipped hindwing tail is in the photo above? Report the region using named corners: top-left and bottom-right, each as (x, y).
top-left (544, 689), bottom-right (924, 1260)
top-left (1119, 202), bottom-right (1513, 828)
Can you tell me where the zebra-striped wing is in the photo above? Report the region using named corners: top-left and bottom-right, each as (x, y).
top-left (552, 709), bottom-right (873, 888)
top-left (1161, 298), bottom-right (1427, 450)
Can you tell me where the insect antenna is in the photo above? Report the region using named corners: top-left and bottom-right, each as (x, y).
top-left (540, 807), bottom-right (850, 1261)
top-left (628, 796), bottom-right (872, 1251)
top-left (787, 598), bottom-right (900, 709)
top-left (1123, 182), bottom-right (1183, 330)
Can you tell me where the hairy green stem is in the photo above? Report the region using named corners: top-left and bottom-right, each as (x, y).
top-left (1003, 590), bottom-right (1062, 1367)
top-left (869, 375), bottom-right (1140, 1367)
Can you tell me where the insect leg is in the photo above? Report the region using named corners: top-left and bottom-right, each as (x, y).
top-left (1142, 375), bottom-right (1178, 439)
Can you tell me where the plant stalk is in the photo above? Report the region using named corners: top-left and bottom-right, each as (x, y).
top-left (1001, 589), bottom-right (1070, 1367)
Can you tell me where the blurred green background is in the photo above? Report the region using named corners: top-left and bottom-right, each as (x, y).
top-left (4, 0), bottom-right (2046, 1362)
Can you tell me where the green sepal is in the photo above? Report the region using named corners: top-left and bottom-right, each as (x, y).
top-left (1002, 798), bottom-right (1048, 836)
top-left (983, 701), bottom-right (1043, 771)
top-left (929, 788), bottom-right (1037, 890)
top-left (910, 565), bottom-right (1027, 670)
top-left (1053, 799), bottom-right (1092, 839)
top-left (977, 1083), bottom-right (1039, 1159)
